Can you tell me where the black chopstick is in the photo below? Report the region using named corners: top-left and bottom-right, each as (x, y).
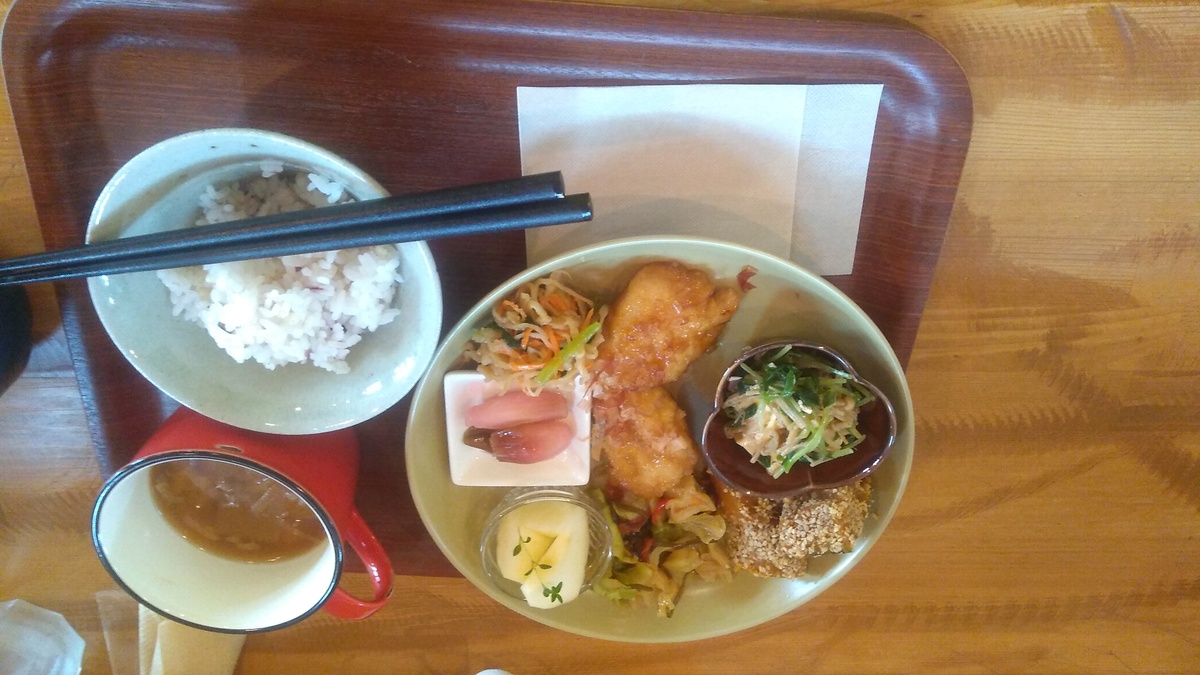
top-left (0, 171), bottom-right (567, 281)
top-left (0, 193), bottom-right (592, 285)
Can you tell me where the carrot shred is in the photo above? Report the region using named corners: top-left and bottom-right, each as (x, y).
top-left (466, 272), bottom-right (606, 394)
top-left (546, 293), bottom-right (569, 312)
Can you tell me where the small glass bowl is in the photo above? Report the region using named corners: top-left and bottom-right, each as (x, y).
top-left (479, 487), bottom-right (611, 603)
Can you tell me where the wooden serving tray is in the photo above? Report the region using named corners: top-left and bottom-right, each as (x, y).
top-left (3, 0), bottom-right (971, 577)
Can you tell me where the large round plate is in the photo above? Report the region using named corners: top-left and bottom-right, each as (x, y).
top-left (405, 236), bottom-right (913, 642)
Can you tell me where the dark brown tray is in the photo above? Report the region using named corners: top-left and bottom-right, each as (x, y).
top-left (3, 0), bottom-right (971, 577)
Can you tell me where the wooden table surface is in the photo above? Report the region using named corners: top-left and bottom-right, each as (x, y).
top-left (1, 1), bottom-right (1196, 673)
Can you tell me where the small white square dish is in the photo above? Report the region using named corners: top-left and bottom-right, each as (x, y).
top-left (443, 371), bottom-right (591, 487)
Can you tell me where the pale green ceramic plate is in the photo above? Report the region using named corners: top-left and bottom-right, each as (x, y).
top-left (86, 128), bottom-right (443, 434)
top-left (405, 236), bottom-right (913, 642)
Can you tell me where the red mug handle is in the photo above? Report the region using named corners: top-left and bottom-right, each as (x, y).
top-left (322, 509), bottom-right (394, 619)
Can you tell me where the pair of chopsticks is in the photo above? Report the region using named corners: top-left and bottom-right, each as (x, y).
top-left (0, 171), bottom-right (590, 286)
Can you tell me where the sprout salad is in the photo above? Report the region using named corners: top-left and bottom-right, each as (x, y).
top-left (721, 345), bottom-right (876, 478)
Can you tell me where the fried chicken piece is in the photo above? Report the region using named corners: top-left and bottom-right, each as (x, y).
top-left (714, 478), bottom-right (871, 578)
top-left (596, 261), bottom-right (740, 394)
top-left (597, 387), bottom-right (701, 502)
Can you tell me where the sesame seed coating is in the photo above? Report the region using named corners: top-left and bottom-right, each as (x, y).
top-left (714, 477), bottom-right (871, 579)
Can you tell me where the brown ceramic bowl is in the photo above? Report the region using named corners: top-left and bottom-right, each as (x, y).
top-left (700, 339), bottom-right (897, 499)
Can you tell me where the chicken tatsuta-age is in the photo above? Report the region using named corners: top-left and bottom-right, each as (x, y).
top-left (595, 261), bottom-right (740, 395)
top-left (594, 386), bottom-right (701, 502)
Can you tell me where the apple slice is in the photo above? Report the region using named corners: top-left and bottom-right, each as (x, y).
top-left (519, 525), bottom-right (588, 609)
top-left (493, 500), bottom-right (590, 608)
top-left (494, 514), bottom-right (554, 582)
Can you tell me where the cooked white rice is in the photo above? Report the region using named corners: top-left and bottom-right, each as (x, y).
top-left (157, 165), bottom-right (402, 374)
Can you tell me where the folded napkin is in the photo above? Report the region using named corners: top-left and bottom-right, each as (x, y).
top-left (519, 83), bottom-right (883, 276)
top-left (96, 592), bottom-right (247, 675)
top-left (139, 606), bottom-right (245, 675)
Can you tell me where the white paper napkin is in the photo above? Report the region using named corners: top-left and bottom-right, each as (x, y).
top-left (518, 83), bottom-right (883, 276)
top-left (138, 606), bottom-right (244, 675)
top-left (791, 84), bottom-right (884, 275)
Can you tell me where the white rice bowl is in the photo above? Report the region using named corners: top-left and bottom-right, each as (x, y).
top-left (157, 168), bottom-right (403, 374)
top-left (86, 128), bottom-right (443, 434)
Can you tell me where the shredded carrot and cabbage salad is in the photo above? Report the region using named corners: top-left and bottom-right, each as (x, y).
top-left (463, 272), bottom-right (607, 394)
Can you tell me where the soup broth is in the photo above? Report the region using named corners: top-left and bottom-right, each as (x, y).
top-left (149, 459), bottom-right (325, 563)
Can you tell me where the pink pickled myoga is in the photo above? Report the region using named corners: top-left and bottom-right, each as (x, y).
top-left (488, 419), bottom-right (574, 464)
top-left (466, 389), bottom-right (569, 429)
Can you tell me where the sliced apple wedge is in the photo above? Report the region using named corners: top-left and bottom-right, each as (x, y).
top-left (494, 499), bottom-right (590, 608)
top-left (495, 513), bottom-right (554, 582)
top-left (495, 520), bottom-right (553, 581)
top-left (521, 524), bottom-right (588, 608)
